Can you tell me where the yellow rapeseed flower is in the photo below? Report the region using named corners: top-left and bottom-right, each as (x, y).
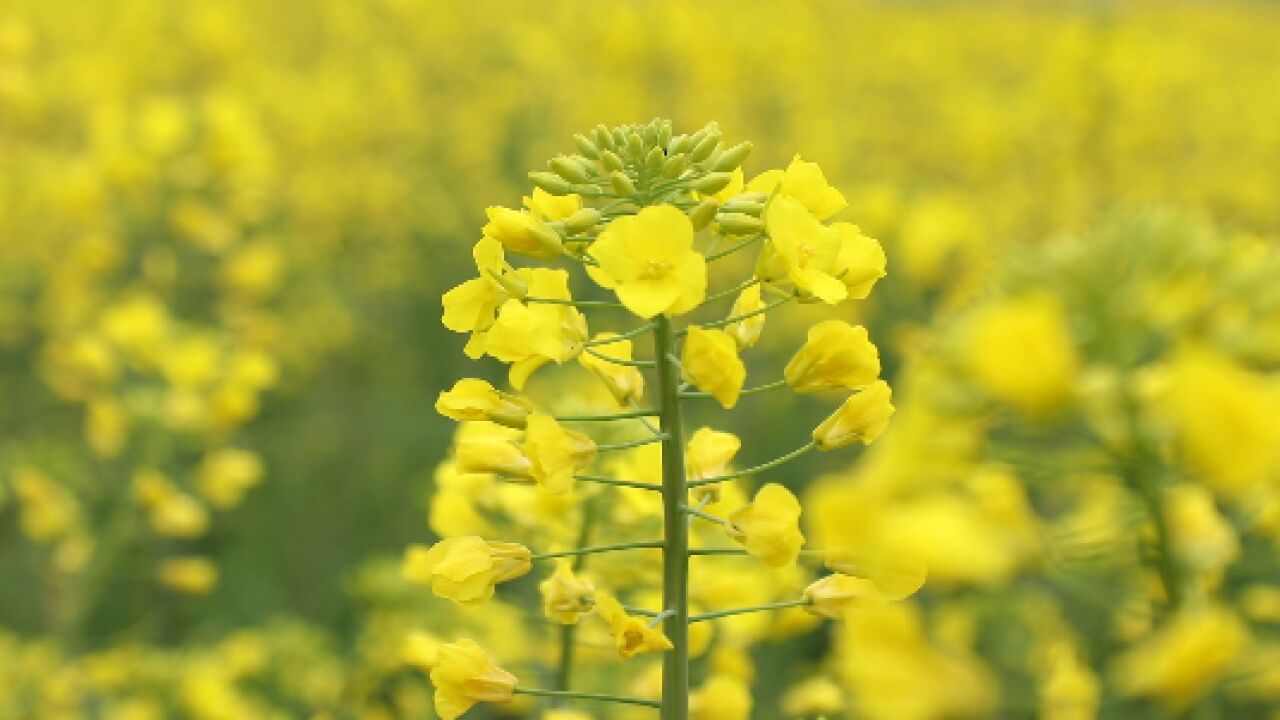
top-left (523, 414), bottom-right (597, 493)
top-left (403, 536), bottom-right (532, 605)
top-left (429, 639), bottom-right (518, 720)
top-left (588, 205), bottom-right (706, 318)
top-left (812, 380), bottom-right (895, 450)
top-left (726, 483), bottom-right (804, 567)
top-left (747, 156), bottom-right (847, 221)
top-left (803, 574), bottom-right (886, 620)
top-left (436, 378), bottom-right (534, 428)
top-left (681, 326), bottom-right (745, 408)
top-left (784, 320), bottom-right (881, 393)
top-left (539, 560), bottom-right (596, 624)
top-left (594, 591), bottom-right (674, 659)
top-left (726, 285), bottom-right (765, 348)
top-left (578, 333), bottom-right (645, 405)
top-left (761, 196), bottom-right (847, 304)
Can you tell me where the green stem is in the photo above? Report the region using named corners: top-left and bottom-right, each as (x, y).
top-left (681, 505), bottom-right (728, 526)
top-left (705, 233), bottom-right (763, 261)
top-left (513, 688), bottom-right (661, 709)
top-left (1120, 388), bottom-right (1183, 612)
top-left (584, 347), bottom-right (656, 368)
top-left (555, 408), bottom-right (660, 422)
top-left (686, 441), bottom-right (815, 488)
top-left (654, 315), bottom-right (690, 720)
top-left (681, 378), bottom-right (786, 399)
top-left (681, 295), bottom-right (792, 334)
top-left (526, 296), bottom-right (623, 309)
top-left (531, 541), bottom-right (663, 561)
top-left (702, 276), bottom-right (760, 304)
top-left (585, 322), bottom-right (657, 347)
top-left (687, 598), bottom-right (812, 623)
top-left (574, 474), bottom-right (663, 492)
top-left (688, 548), bottom-right (748, 557)
top-left (595, 434), bottom-right (669, 452)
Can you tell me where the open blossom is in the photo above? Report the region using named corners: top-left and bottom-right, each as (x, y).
top-left (595, 590), bottom-right (674, 659)
top-left (588, 205), bottom-right (706, 318)
top-left (483, 205), bottom-right (564, 260)
top-left (523, 187), bottom-right (581, 221)
top-left (484, 270), bottom-right (587, 389)
top-left (746, 155), bottom-right (847, 221)
top-left (813, 380), bottom-right (895, 450)
top-left (833, 223), bottom-right (887, 299)
top-left (784, 320), bottom-right (881, 393)
top-left (539, 560), bottom-right (596, 624)
top-left (685, 427), bottom-right (741, 485)
top-left (726, 483), bottom-right (805, 567)
top-left (441, 237), bottom-right (527, 357)
top-left (578, 333), bottom-right (645, 405)
top-left (523, 414), bottom-right (597, 493)
top-left (430, 640), bottom-right (518, 720)
top-left (682, 326), bottom-right (746, 408)
top-left (455, 423), bottom-right (533, 479)
top-left (803, 574), bottom-right (887, 620)
top-left (760, 196), bottom-right (847, 304)
top-left (403, 536), bottom-right (532, 605)
top-left (435, 378), bottom-right (534, 428)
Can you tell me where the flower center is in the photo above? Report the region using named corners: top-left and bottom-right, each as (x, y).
top-left (640, 258), bottom-right (674, 279)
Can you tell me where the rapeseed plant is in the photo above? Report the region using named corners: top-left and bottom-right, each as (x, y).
top-left (423, 119), bottom-right (908, 718)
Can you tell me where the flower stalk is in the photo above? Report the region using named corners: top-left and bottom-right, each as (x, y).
top-left (654, 315), bottom-right (691, 720)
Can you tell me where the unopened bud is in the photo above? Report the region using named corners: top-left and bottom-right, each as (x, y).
top-left (610, 171), bottom-right (637, 196)
top-left (689, 200), bottom-right (719, 231)
top-left (594, 124), bottom-right (614, 149)
top-left (722, 198), bottom-right (766, 216)
top-left (657, 122), bottom-right (672, 149)
top-left (626, 131), bottom-right (644, 159)
top-left (530, 222), bottom-right (565, 255)
top-left (735, 191), bottom-right (770, 204)
top-left (716, 213), bottom-right (764, 234)
top-left (690, 172), bottom-right (733, 194)
top-left (713, 141), bottom-right (753, 172)
top-left (574, 133), bottom-right (600, 159)
top-left (669, 133), bottom-right (692, 154)
top-left (662, 153), bottom-right (689, 179)
top-left (644, 147), bottom-right (664, 175)
top-left (563, 208), bottom-right (602, 233)
top-left (529, 171), bottom-right (576, 195)
top-left (641, 124), bottom-right (658, 146)
top-left (550, 155), bottom-right (591, 184)
top-left (600, 150), bottom-right (624, 172)
top-left (690, 135), bottom-right (721, 163)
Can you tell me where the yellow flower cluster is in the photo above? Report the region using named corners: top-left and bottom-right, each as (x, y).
top-left (417, 120), bottom-right (910, 719)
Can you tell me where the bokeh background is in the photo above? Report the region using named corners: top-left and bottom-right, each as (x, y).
top-left (2, 1), bottom-right (1280, 718)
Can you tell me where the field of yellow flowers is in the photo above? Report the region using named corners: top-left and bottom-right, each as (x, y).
top-left (2, 1), bottom-right (1279, 719)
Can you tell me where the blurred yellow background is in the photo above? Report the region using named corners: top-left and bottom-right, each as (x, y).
top-left (2, 1), bottom-right (1279, 718)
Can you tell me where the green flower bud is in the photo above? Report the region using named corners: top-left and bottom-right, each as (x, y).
top-left (735, 191), bottom-right (770, 204)
top-left (641, 123), bottom-right (658, 147)
top-left (626, 131), bottom-right (644, 159)
top-left (600, 150), bottom-right (624, 172)
top-left (662, 153), bottom-right (689, 179)
top-left (669, 133), bottom-right (692, 154)
top-left (594, 124), bottom-right (614, 150)
top-left (529, 222), bottom-right (565, 256)
top-left (690, 172), bottom-right (733, 194)
top-left (712, 141), bottom-right (753, 172)
top-left (716, 212), bottom-right (764, 234)
top-left (574, 133), bottom-right (600, 159)
top-left (689, 200), bottom-right (719, 231)
top-left (690, 135), bottom-right (721, 163)
top-left (721, 198), bottom-right (766, 216)
top-left (550, 155), bottom-right (591, 184)
top-left (644, 147), bottom-right (664, 175)
top-left (528, 171), bottom-right (576, 195)
top-left (562, 208), bottom-right (602, 233)
top-left (657, 121), bottom-right (672, 149)
top-left (610, 171), bottom-right (637, 196)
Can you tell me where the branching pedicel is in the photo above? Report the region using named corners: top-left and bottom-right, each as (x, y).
top-left (416, 119), bottom-right (916, 719)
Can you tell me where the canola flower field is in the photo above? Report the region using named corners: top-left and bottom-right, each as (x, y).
top-left (2, 1), bottom-right (1280, 719)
